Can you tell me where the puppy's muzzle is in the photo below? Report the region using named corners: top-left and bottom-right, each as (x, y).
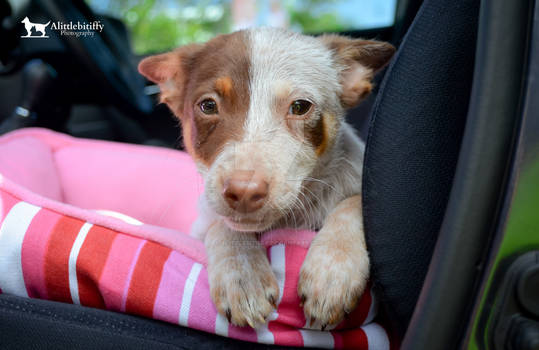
top-left (223, 170), bottom-right (269, 213)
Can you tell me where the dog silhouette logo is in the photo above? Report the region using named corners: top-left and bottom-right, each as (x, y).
top-left (21, 17), bottom-right (50, 38)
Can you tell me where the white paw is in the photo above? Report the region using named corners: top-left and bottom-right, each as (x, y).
top-left (208, 248), bottom-right (279, 328)
top-left (298, 240), bottom-right (369, 329)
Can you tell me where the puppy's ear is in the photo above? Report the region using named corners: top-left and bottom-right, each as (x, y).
top-left (320, 35), bottom-right (395, 108)
top-left (138, 44), bottom-right (201, 114)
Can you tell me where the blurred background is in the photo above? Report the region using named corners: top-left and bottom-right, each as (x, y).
top-left (0, 0), bottom-right (403, 148)
top-left (85, 0), bottom-right (396, 54)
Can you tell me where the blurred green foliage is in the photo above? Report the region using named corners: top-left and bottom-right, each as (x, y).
top-left (286, 0), bottom-right (348, 33)
top-left (89, 0), bottom-right (231, 54)
top-left (87, 0), bottom-right (352, 54)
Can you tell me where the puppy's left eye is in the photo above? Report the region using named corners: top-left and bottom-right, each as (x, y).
top-left (199, 99), bottom-right (218, 114)
top-left (289, 100), bottom-right (312, 115)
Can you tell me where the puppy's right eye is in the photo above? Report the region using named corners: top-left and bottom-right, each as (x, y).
top-left (199, 99), bottom-right (218, 114)
top-left (289, 100), bottom-right (312, 116)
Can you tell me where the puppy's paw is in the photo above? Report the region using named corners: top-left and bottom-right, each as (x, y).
top-left (209, 248), bottom-right (279, 328)
top-left (297, 240), bottom-right (369, 329)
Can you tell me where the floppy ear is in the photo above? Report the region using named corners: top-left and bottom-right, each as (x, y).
top-left (138, 44), bottom-right (201, 114)
top-left (320, 35), bottom-right (395, 108)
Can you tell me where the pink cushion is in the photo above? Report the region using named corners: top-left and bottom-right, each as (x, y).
top-left (0, 135), bottom-right (62, 201)
top-left (0, 128), bottom-right (203, 234)
top-left (0, 128), bottom-right (389, 349)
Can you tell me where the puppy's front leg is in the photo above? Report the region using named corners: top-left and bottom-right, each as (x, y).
top-left (205, 219), bottom-right (279, 328)
top-left (298, 195), bottom-right (369, 328)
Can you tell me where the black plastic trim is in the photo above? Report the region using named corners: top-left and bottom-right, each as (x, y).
top-left (401, 0), bottom-right (534, 348)
top-left (489, 251), bottom-right (539, 349)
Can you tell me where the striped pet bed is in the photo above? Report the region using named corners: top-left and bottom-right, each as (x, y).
top-left (0, 128), bottom-right (390, 349)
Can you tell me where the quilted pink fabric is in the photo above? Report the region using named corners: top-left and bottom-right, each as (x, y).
top-left (0, 128), bottom-right (390, 349)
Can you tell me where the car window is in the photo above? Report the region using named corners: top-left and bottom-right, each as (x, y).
top-left (86, 0), bottom-right (397, 55)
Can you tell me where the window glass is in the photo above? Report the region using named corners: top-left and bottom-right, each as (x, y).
top-left (86, 0), bottom-right (397, 54)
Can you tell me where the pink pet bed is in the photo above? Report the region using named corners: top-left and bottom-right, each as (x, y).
top-left (0, 128), bottom-right (390, 349)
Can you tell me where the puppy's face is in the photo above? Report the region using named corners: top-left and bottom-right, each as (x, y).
top-left (139, 28), bottom-right (394, 232)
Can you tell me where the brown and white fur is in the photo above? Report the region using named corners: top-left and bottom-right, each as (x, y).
top-left (138, 27), bottom-right (394, 330)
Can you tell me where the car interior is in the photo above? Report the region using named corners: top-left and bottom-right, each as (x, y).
top-left (0, 0), bottom-right (536, 349)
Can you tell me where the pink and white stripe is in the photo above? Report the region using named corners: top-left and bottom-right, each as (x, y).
top-left (68, 222), bottom-right (93, 305)
top-left (0, 201), bottom-right (41, 297)
top-left (0, 190), bottom-right (389, 350)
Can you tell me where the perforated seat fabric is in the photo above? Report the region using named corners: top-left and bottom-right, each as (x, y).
top-left (362, 0), bottom-right (479, 336)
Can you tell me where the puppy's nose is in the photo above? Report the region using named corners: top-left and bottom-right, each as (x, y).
top-left (223, 170), bottom-right (269, 213)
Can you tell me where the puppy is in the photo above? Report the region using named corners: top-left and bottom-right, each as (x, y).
top-left (21, 17), bottom-right (50, 37)
top-left (138, 28), bottom-right (394, 329)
